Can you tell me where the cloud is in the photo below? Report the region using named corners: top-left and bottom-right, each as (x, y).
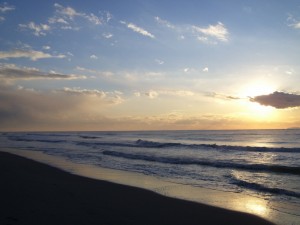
top-left (43, 45), bottom-right (51, 50)
top-left (0, 2), bottom-right (15, 13)
top-left (145, 90), bottom-right (159, 99)
top-left (20, 3), bottom-right (108, 36)
top-left (0, 49), bottom-right (66, 61)
top-left (60, 87), bottom-right (124, 105)
top-left (287, 14), bottom-right (300, 29)
top-left (0, 64), bottom-right (86, 81)
top-left (155, 59), bottom-right (164, 65)
top-left (193, 22), bottom-right (229, 42)
top-left (120, 21), bottom-right (155, 39)
top-left (19, 22), bottom-right (51, 36)
top-left (204, 92), bottom-right (242, 101)
top-left (90, 54), bottom-right (98, 60)
top-left (142, 89), bottom-right (196, 99)
top-left (154, 16), bottom-right (175, 29)
top-left (75, 66), bottom-right (114, 78)
top-left (62, 87), bottom-right (106, 97)
top-left (52, 3), bottom-right (103, 26)
top-left (103, 32), bottom-right (113, 39)
top-left (0, 85), bottom-right (124, 130)
top-left (203, 67), bottom-right (209, 72)
top-left (250, 91), bottom-right (300, 109)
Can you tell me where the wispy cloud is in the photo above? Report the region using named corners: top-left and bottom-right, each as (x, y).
top-left (154, 16), bottom-right (175, 29)
top-left (0, 49), bottom-right (66, 61)
top-left (103, 32), bottom-right (113, 39)
top-left (51, 3), bottom-right (104, 26)
top-left (120, 21), bottom-right (155, 39)
top-left (76, 66), bottom-right (114, 78)
top-left (0, 2), bottom-right (15, 13)
top-left (62, 87), bottom-right (124, 104)
top-left (19, 22), bottom-right (51, 36)
top-left (155, 59), bottom-right (164, 65)
top-left (154, 16), bottom-right (229, 44)
top-left (0, 64), bottom-right (86, 80)
top-left (250, 91), bottom-right (300, 109)
top-left (20, 3), bottom-right (109, 36)
top-left (193, 22), bottom-right (229, 42)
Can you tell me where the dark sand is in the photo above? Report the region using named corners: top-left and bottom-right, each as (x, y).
top-left (0, 151), bottom-right (276, 225)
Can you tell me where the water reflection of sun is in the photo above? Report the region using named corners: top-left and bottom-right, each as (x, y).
top-left (245, 200), bottom-right (268, 216)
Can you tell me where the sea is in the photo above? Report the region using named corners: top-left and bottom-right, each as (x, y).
top-left (1, 129), bottom-right (300, 224)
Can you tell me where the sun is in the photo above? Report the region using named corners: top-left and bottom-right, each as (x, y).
top-left (237, 81), bottom-right (277, 118)
top-left (240, 82), bottom-right (276, 98)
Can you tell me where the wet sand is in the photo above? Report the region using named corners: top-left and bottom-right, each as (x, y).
top-left (0, 151), bottom-right (275, 225)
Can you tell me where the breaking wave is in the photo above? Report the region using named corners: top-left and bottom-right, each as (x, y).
top-left (102, 150), bottom-right (300, 176)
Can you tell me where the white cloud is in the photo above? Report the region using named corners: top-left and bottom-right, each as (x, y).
top-left (54, 3), bottom-right (82, 19)
top-left (90, 54), bottom-right (98, 60)
top-left (293, 22), bottom-right (300, 29)
top-left (43, 45), bottom-right (51, 50)
top-left (0, 16), bottom-right (4, 22)
top-left (154, 16), bottom-right (175, 29)
top-left (53, 3), bottom-right (102, 26)
top-left (85, 13), bottom-right (102, 25)
top-left (75, 66), bottom-right (114, 78)
top-left (184, 68), bottom-right (190, 73)
top-left (155, 59), bottom-right (164, 65)
top-left (19, 22), bottom-right (51, 36)
top-left (48, 17), bottom-right (68, 24)
top-left (203, 67), bottom-right (209, 72)
top-left (120, 21), bottom-right (155, 39)
top-left (103, 32), bottom-right (113, 39)
top-left (0, 2), bottom-right (15, 13)
top-left (63, 87), bottom-right (106, 97)
top-left (193, 22), bottom-right (229, 42)
top-left (287, 14), bottom-right (300, 29)
top-left (0, 49), bottom-right (66, 61)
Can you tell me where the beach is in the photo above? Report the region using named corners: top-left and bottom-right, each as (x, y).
top-left (0, 151), bottom-right (276, 225)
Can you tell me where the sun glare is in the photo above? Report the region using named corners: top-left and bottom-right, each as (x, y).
top-left (238, 82), bottom-right (277, 119)
top-left (240, 82), bottom-right (276, 98)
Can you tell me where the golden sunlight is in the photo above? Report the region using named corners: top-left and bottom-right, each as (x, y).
top-left (238, 81), bottom-right (277, 119)
top-left (240, 81), bottom-right (276, 98)
top-left (245, 200), bottom-right (268, 216)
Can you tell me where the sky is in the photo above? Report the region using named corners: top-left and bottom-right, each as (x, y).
top-left (1, 0), bottom-right (300, 131)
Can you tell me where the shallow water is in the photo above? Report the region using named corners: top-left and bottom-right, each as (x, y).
top-left (1, 129), bottom-right (300, 225)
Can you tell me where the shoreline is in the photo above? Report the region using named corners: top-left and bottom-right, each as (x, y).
top-left (0, 151), bottom-right (276, 225)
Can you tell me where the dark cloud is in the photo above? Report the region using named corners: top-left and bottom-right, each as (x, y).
top-left (250, 91), bottom-right (300, 109)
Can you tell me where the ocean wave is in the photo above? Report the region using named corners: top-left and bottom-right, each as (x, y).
top-left (75, 139), bottom-right (300, 153)
top-left (135, 139), bottom-right (300, 153)
top-left (102, 150), bottom-right (300, 175)
top-left (8, 136), bottom-right (66, 143)
top-left (79, 135), bottom-right (101, 139)
top-left (230, 175), bottom-right (300, 198)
